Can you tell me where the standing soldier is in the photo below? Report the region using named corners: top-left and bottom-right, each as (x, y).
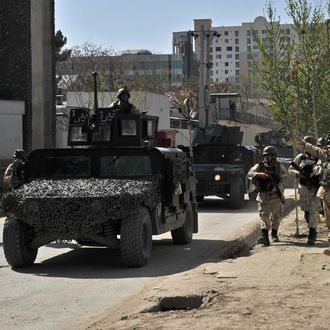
top-left (3, 149), bottom-right (26, 190)
top-left (248, 146), bottom-right (287, 246)
top-left (297, 137), bottom-right (330, 254)
top-left (288, 136), bottom-right (321, 245)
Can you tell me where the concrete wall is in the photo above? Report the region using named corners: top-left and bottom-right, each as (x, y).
top-left (31, 0), bottom-right (56, 150)
top-left (0, 101), bottom-right (25, 160)
top-left (0, 0), bottom-right (55, 155)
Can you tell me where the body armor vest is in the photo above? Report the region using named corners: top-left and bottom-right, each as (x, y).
top-left (320, 162), bottom-right (330, 188)
top-left (257, 161), bottom-right (280, 192)
top-left (299, 154), bottom-right (318, 186)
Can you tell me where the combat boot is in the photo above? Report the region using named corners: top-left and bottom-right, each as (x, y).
top-left (258, 229), bottom-right (270, 246)
top-left (307, 227), bottom-right (317, 246)
top-left (271, 228), bottom-right (279, 242)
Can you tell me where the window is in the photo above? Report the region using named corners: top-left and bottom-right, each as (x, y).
top-left (235, 46), bottom-right (239, 52)
top-left (235, 39), bottom-right (239, 44)
top-left (235, 31), bottom-right (239, 37)
top-left (226, 46), bottom-right (232, 51)
top-left (235, 69), bottom-right (240, 76)
top-left (225, 38), bottom-right (229, 43)
top-left (224, 31), bottom-right (229, 35)
top-left (210, 55), bottom-right (213, 60)
top-left (216, 70), bottom-right (219, 74)
top-left (235, 62), bottom-right (239, 67)
top-left (235, 54), bottom-right (239, 60)
top-left (225, 62), bottom-right (229, 66)
top-left (225, 70), bottom-right (229, 74)
top-left (227, 54), bottom-right (232, 59)
top-left (216, 46), bottom-right (221, 51)
top-left (247, 46), bottom-right (251, 52)
top-left (210, 47), bottom-right (213, 53)
top-left (247, 38), bottom-right (251, 44)
top-left (100, 155), bottom-right (152, 177)
top-left (216, 54), bottom-right (221, 59)
top-left (215, 62), bottom-right (219, 66)
top-left (286, 28), bottom-right (290, 34)
top-left (262, 29), bottom-right (266, 34)
top-left (247, 30), bottom-right (251, 36)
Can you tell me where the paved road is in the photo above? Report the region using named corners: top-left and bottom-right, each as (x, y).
top-left (0, 197), bottom-right (258, 330)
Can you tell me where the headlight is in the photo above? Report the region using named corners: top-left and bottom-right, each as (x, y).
top-left (214, 174), bottom-right (221, 181)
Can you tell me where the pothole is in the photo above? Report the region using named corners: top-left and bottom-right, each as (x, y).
top-left (159, 295), bottom-right (203, 311)
top-left (144, 294), bottom-right (204, 312)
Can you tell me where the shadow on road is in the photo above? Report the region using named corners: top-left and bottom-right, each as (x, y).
top-left (12, 236), bottom-right (250, 280)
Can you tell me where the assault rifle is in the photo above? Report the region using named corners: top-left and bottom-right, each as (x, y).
top-left (289, 161), bottom-right (320, 188)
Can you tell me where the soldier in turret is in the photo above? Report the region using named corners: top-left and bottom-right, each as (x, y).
top-left (297, 136), bottom-right (330, 255)
top-left (288, 136), bottom-right (322, 245)
top-left (109, 87), bottom-right (139, 114)
top-left (248, 146), bottom-right (287, 246)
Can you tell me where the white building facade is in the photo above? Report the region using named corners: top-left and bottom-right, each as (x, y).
top-left (194, 17), bottom-right (298, 85)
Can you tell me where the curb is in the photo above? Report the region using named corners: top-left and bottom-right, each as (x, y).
top-left (218, 197), bottom-right (296, 260)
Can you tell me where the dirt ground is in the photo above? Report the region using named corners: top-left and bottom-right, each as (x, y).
top-left (76, 209), bottom-right (330, 330)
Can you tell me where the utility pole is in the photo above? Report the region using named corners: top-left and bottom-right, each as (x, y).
top-left (198, 25), bottom-right (206, 128)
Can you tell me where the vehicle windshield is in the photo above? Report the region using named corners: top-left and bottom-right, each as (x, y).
top-left (41, 156), bottom-right (91, 178)
top-left (100, 155), bottom-right (152, 177)
top-left (193, 145), bottom-right (243, 164)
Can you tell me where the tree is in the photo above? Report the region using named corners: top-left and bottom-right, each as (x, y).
top-left (251, 4), bottom-right (296, 141)
top-left (55, 30), bottom-right (71, 62)
top-left (252, 0), bottom-right (330, 140)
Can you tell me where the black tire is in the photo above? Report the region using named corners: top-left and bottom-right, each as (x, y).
top-left (230, 177), bottom-right (245, 209)
top-left (171, 204), bottom-right (193, 244)
top-left (196, 196), bottom-right (204, 203)
top-left (120, 207), bottom-right (152, 267)
top-left (3, 217), bottom-right (38, 267)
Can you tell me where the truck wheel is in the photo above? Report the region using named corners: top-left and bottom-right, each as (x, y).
top-left (120, 207), bottom-right (152, 267)
top-left (230, 178), bottom-right (245, 209)
top-left (171, 204), bottom-right (193, 244)
top-left (3, 217), bottom-right (38, 267)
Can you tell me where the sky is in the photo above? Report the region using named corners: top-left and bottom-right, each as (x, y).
top-left (55, 0), bottom-right (296, 54)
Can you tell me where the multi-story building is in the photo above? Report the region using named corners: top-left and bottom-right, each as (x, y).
top-left (193, 17), bottom-right (298, 85)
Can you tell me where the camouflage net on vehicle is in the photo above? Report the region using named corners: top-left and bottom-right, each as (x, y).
top-left (2, 176), bottom-right (161, 238)
top-left (172, 158), bottom-right (188, 184)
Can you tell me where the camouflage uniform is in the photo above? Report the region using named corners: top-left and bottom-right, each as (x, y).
top-left (3, 160), bottom-right (24, 190)
top-left (288, 153), bottom-right (322, 230)
top-left (304, 142), bottom-right (330, 242)
top-left (248, 158), bottom-right (287, 232)
top-left (109, 87), bottom-right (139, 114)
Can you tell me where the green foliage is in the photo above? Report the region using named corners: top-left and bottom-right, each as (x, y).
top-left (252, 0), bottom-right (330, 139)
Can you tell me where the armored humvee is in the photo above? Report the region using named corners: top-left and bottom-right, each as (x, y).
top-left (2, 79), bottom-right (198, 268)
top-left (192, 125), bottom-right (258, 208)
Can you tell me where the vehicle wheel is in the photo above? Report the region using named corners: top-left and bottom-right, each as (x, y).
top-left (196, 196), bottom-right (204, 203)
top-left (230, 178), bottom-right (245, 209)
top-left (120, 207), bottom-right (152, 267)
top-left (171, 204), bottom-right (193, 244)
top-left (3, 217), bottom-right (38, 267)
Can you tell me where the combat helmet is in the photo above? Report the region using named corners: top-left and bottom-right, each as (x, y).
top-left (117, 86), bottom-right (130, 99)
top-left (317, 137), bottom-right (326, 147)
top-left (303, 135), bottom-right (317, 145)
top-left (13, 149), bottom-right (25, 160)
top-left (262, 146), bottom-right (278, 157)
